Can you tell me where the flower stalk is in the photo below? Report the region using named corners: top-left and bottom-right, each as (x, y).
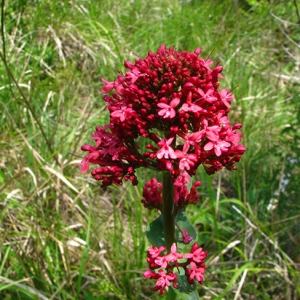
top-left (162, 171), bottom-right (176, 251)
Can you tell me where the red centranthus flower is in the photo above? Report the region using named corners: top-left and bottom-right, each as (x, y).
top-left (141, 172), bottom-right (201, 212)
top-left (144, 242), bottom-right (207, 294)
top-left (79, 45), bottom-right (245, 294)
top-left (80, 44), bottom-right (245, 187)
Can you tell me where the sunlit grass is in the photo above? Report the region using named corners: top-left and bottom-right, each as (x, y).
top-left (1, 0), bottom-right (299, 299)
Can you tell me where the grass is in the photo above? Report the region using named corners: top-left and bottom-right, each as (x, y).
top-left (0, 0), bottom-right (299, 299)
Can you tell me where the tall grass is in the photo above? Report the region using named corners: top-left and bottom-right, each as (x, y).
top-left (1, 0), bottom-right (299, 299)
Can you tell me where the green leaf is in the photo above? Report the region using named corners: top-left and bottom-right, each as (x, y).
top-left (175, 210), bottom-right (197, 242)
top-left (167, 275), bottom-right (199, 299)
top-left (177, 274), bottom-right (197, 294)
top-left (146, 215), bottom-right (165, 247)
top-left (146, 211), bottom-right (197, 248)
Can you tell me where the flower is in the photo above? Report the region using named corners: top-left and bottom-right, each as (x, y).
top-left (146, 245), bottom-right (166, 269)
top-left (80, 45), bottom-right (245, 187)
top-left (142, 172), bottom-right (200, 211)
top-left (145, 242), bottom-right (207, 294)
top-left (156, 137), bottom-right (177, 160)
top-left (157, 97), bottom-right (180, 119)
top-left (205, 125), bottom-right (221, 142)
top-left (153, 270), bottom-right (178, 294)
top-left (196, 86), bottom-right (217, 104)
top-left (175, 223), bottom-right (194, 244)
top-left (80, 45), bottom-right (245, 294)
top-left (175, 149), bottom-right (198, 171)
top-left (219, 88), bottom-right (234, 108)
top-left (141, 178), bottom-right (163, 210)
top-left (182, 130), bottom-right (205, 152)
top-left (179, 229), bottom-right (194, 244)
top-left (186, 261), bottom-right (206, 284)
top-left (204, 140), bottom-right (231, 156)
top-left (143, 269), bottom-right (178, 294)
top-left (183, 242), bottom-right (208, 263)
top-left (111, 105), bottom-right (136, 122)
top-left (155, 243), bottom-right (183, 268)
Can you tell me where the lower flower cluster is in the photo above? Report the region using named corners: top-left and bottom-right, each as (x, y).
top-left (141, 172), bottom-right (201, 212)
top-left (144, 243), bottom-right (207, 294)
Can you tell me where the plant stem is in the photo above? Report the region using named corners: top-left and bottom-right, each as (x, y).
top-left (162, 171), bottom-right (176, 251)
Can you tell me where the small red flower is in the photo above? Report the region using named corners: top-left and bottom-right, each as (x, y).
top-left (157, 97), bottom-right (180, 119)
top-left (141, 178), bottom-right (163, 210)
top-left (156, 137), bottom-right (177, 160)
top-left (111, 105), bottom-right (136, 122)
top-left (145, 242), bottom-right (207, 294)
top-left (155, 243), bottom-right (183, 268)
top-left (183, 242), bottom-right (208, 263)
top-left (154, 270), bottom-right (178, 294)
top-left (186, 261), bottom-right (206, 284)
top-left (175, 149), bottom-right (198, 171)
top-left (219, 88), bottom-right (234, 108)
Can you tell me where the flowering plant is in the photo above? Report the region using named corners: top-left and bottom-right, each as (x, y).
top-left (80, 45), bottom-right (245, 297)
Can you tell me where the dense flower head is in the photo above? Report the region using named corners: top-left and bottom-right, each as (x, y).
top-left (80, 45), bottom-right (245, 187)
top-left (141, 178), bottom-right (163, 210)
top-left (144, 242), bottom-right (208, 294)
top-left (141, 173), bottom-right (201, 211)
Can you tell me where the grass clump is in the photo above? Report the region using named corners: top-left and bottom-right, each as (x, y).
top-left (1, 0), bottom-right (299, 299)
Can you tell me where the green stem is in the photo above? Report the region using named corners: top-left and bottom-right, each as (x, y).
top-left (162, 171), bottom-right (176, 251)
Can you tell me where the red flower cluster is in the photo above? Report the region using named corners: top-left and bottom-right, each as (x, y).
top-left (79, 45), bottom-right (245, 187)
top-left (144, 243), bottom-right (207, 294)
top-left (141, 172), bottom-right (200, 211)
top-left (79, 45), bottom-right (246, 295)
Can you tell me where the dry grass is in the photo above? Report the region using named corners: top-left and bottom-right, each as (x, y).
top-left (1, 0), bottom-right (299, 299)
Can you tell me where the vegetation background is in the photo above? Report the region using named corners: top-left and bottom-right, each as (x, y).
top-left (0, 0), bottom-right (299, 299)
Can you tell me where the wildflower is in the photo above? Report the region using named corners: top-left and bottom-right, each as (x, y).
top-left (183, 243), bottom-right (208, 263)
top-left (204, 140), bottom-right (231, 157)
top-left (196, 87), bottom-right (217, 104)
top-left (179, 229), bottom-right (194, 244)
top-left (146, 245), bottom-right (167, 269)
top-left (141, 178), bottom-right (163, 210)
top-left (186, 261), bottom-right (206, 284)
top-left (182, 130), bottom-right (205, 152)
top-left (80, 45), bottom-right (245, 186)
top-left (175, 149), bottom-right (198, 171)
top-left (111, 105), bottom-right (136, 122)
top-left (145, 242), bottom-right (207, 293)
top-left (143, 269), bottom-right (177, 294)
top-left (156, 138), bottom-right (177, 160)
top-left (155, 243), bottom-right (183, 268)
top-left (205, 125), bottom-right (221, 142)
top-left (157, 97), bottom-right (180, 119)
top-left (154, 270), bottom-right (178, 294)
top-left (80, 45), bottom-right (245, 295)
top-left (219, 89), bottom-right (234, 108)
top-left (141, 172), bottom-right (200, 212)
top-left (144, 244), bottom-right (180, 294)
top-left (147, 245), bottom-right (166, 259)
top-left (176, 224), bottom-right (194, 244)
